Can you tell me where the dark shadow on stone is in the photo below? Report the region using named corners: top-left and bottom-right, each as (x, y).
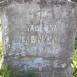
top-left (11, 71), bottom-right (37, 77)
top-left (0, 0), bottom-right (8, 7)
top-left (71, 0), bottom-right (77, 3)
top-left (13, 0), bottom-right (33, 4)
top-left (24, 0), bottom-right (33, 3)
top-left (38, 0), bottom-right (68, 8)
top-left (25, 72), bottom-right (36, 77)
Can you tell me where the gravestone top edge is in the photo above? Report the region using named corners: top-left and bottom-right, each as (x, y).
top-left (0, 0), bottom-right (74, 7)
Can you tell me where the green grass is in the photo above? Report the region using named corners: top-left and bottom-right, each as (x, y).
top-left (72, 32), bottom-right (77, 77)
top-left (72, 50), bottom-right (77, 77)
top-left (0, 27), bottom-right (1, 32)
top-left (0, 26), bottom-right (2, 58)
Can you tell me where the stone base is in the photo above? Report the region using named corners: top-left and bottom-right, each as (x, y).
top-left (11, 66), bottom-right (73, 77)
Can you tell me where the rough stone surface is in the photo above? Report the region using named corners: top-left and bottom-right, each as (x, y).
top-left (0, 0), bottom-right (77, 77)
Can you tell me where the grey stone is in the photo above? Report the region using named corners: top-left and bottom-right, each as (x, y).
top-left (0, 0), bottom-right (77, 77)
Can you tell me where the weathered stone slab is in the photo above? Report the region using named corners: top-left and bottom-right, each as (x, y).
top-left (1, 0), bottom-right (77, 77)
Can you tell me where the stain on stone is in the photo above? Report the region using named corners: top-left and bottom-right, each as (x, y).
top-left (70, 2), bottom-right (76, 8)
top-left (71, 0), bottom-right (77, 3)
top-left (51, 0), bottom-right (68, 5)
top-left (14, 0), bottom-right (33, 4)
top-left (40, 0), bottom-right (47, 4)
top-left (38, 0), bottom-right (68, 8)
top-left (37, 0), bottom-right (47, 8)
top-left (0, 0), bottom-right (4, 2)
top-left (14, 0), bottom-right (24, 4)
top-left (24, 0), bottom-right (33, 3)
top-left (0, 0), bottom-right (33, 5)
top-left (0, 0), bottom-right (8, 7)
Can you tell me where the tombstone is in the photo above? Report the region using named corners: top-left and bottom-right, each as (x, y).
top-left (0, 0), bottom-right (77, 77)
